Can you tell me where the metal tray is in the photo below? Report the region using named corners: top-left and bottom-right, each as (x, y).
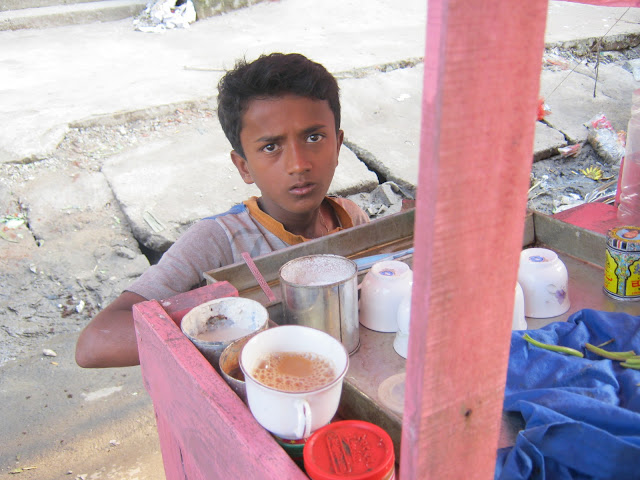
top-left (202, 209), bottom-right (544, 457)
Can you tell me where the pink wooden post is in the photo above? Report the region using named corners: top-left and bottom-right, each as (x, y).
top-left (400, 0), bottom-right (549, 478)
top-left (402, 0), bottom-right (639, 478)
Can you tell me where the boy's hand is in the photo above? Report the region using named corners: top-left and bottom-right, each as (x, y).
top-left (75, 291), bottom-right (147, 368)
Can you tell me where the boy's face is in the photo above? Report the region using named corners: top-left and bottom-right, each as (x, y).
top-left (231, 94), bottom-right (343, 223)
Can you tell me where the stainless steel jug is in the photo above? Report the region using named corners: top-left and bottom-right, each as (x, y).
top-left (279, 254), bottom-right (359, 354)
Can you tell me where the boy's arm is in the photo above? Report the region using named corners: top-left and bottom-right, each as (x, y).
top-left (75, 291), bottom-right (147, 368)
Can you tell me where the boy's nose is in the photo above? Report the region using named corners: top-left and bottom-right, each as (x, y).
top-left (285, 144), bottom-right (312, 174)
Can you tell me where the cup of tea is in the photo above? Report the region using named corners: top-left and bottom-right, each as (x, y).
top-left (181, 297), bottom-right (269, 373)
top-left (218, 330), bottom-right (265, 404)
top-left (239, 325), bottom-right (349, 440)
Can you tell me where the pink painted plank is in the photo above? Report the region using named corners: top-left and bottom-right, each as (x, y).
top-left (133, 299), bottom-right (306, 479)
top-left (400, 0), bottom-right (549, 478)
top-left (561, 0), bottom-right (640, 5)
top-left (154, 412), bottom-right (187, 480)
top-left (552, 202), bottom-right (620, 235)
top-left (157, 281), bottom-right (239, 325)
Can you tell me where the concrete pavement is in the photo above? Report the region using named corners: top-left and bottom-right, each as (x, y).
top-left (2, 2), bottom-right (640, 253)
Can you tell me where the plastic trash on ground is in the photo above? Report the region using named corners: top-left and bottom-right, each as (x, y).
top-left (586, 113), bottom-right (626, 165)
top-left (537, 98), bottom-right (551, 121)
top-left (558, 144), bottom-right (582, 158)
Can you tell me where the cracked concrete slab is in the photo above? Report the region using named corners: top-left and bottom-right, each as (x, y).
top-left (540, 62), bottom-right (637, 144)
top-left (0, 0), bottom-right (428, 165)
top-left (340, 64), bottom-right (424, 193)
top-left (14, 167), bottom-right (149, 303)
top-left (534, 121), bottom-right (568, 161)
top-left (545, 3), bottom-right (640, 53)
top-left (101, 123), bottom-right (378, 253)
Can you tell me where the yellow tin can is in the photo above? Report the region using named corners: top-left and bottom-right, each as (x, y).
top-left (604, 226), bottom-right (640, 301)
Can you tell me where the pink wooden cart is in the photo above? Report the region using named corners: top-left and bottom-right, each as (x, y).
top-left (132, 0), bottom-right (639, 478)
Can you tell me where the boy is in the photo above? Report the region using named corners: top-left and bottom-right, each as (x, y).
top-left (75, 53), bottom-right (370, 368)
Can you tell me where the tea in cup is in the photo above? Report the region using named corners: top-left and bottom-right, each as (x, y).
top-left (239, 325), bottom-right (348, 440)
top-left (181, 297), bottom-right (269, 373)
top-left (218, 330), bottom-right (266, 404)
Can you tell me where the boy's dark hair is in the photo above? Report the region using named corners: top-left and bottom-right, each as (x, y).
top-left (217, 53), bottom-right (341, 158)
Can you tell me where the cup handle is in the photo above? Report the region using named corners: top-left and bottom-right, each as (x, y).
top-left (294, 399), bottom-right (312, 439)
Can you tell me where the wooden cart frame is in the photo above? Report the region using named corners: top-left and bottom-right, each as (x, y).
top-left (133, 1), bottom-right (639, 477)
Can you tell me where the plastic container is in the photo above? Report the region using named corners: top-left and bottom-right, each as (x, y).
top-left (303, 420), bottom-right (395, 480)
top-left (618, 153), bottom-right (640, 222)
top-left (618, 89), bottom-right (640, 221)
top-left (273, 434), bottom-right (307, 470)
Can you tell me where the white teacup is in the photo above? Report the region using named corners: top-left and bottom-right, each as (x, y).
top-left (393, 290), bottom-right (412, 358)
top-left (181, 297), bottom-right (269, 373)
top-left (359, 260), bottom-right (413, 332)
top-left (512, 282), bottom-right (527, 330)
top-left (239, 325), bottom-right (348, 440)
top-left (517, 248), bottom-right (570, 319)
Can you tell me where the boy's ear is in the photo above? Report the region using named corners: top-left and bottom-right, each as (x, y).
top-left (230, 150), bottom-right (255, 185)
top-left (336, 129), bottom-right (344, 161)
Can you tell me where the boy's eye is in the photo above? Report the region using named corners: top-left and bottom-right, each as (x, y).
top-left (262, 144), bottom-right (277, 153)
top-left (307, 134), bottom-right (323, 143)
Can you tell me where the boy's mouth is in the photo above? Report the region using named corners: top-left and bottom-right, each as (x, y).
top-left (289, 182), bottom-right (316, 196)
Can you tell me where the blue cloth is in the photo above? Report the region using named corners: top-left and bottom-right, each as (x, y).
top-left (495, 309), bottom-right (640, 480)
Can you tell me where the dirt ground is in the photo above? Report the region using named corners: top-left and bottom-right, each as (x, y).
top-left (0, 108), bottom-right (218, 479)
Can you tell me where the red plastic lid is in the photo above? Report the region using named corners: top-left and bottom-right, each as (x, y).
top-left (303, 420), bottom-right (395, 480)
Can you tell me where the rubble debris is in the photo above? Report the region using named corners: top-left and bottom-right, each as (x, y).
top-left (9, 466), bottom-right (37, 474)
top-left (558, 144), bottom-right (582, 158)
top-left (75, 300), bottom-right (85, 314)
top-left (347, 182), bottom-right (407, 219)
top-left (133, 0), bottom-right (196, 33)
top-left (580, 165), bottom-right (604, 181)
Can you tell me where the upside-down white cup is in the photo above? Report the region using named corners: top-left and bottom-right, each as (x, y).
top-left (512, 282), bottom-right (527, 330)
top-left (359, 260), bottom-right (413, 332)
top-left (393, 290), bottom-right (412, 358)
top-left (517, 248), bottom-right (570, 319)
top-left (239, 325), bottom-right (349, 440)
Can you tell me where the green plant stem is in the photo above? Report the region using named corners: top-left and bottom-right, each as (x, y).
top-left (523, 334), bottom-right (584, 357)
top-left (584, 343), bottom-right (637, 360)
top-left (620, 362), bottom-right (640, 370)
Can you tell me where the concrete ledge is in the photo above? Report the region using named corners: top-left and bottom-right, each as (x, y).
top-left (0, 0), bottom-right (146, 31)
top-left (191, 0), bottom-right (267, 20)
top-left (0, 0), bottom-right (105, 13)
